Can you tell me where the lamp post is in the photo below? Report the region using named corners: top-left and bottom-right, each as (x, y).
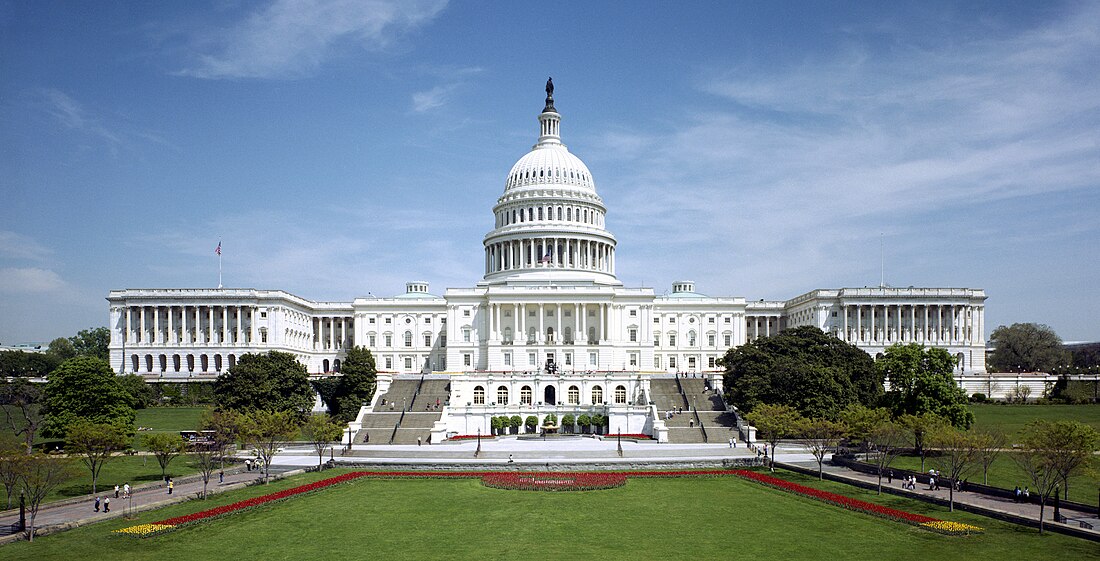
top-left (346, 426), bottom-right (352, 453)
top-left (617, 426), bottom-right (623, 457)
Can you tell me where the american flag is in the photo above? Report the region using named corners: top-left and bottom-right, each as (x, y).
top-left (215, 241), bottom-right (221, 256)
top-left (540, 250), bottom-right (552, 263)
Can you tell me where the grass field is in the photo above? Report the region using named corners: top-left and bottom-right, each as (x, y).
top-left (1, 469), bottom-right (1097, 561)
top-left (891, 453), bottom-right (1097, 504)
top-left (970, 403), bottom-right (1100, 439)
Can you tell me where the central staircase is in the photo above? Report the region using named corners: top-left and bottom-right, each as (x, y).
top-left (652, 377), bottom-right (738, 444)
top-left (356, 376), bottom-right (450, 444)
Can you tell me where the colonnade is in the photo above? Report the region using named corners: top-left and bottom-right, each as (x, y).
top-left (312, 317), bottom-right (354, 350)
top-left (122, 304), bottom-right (256, 346)
top-left (482, 302), bottom-right (640, 345)
top-left (841, 303), bottom-right (983, 345)
top-left (485, 238), bottom-right (614, 275)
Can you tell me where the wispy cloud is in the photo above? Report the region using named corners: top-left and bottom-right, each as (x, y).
top-left (0, 231), bottom-right (52, 261)
top-left (178, 0), bottom-right (448, 79)
top-left (412, 84), bottom-right (455, 112)
top-left (602, 5), bottom-right (1100, 296)
top-left (41, 89), bottom-right (123, 152)
top-left (0, 268), bottom-right (66, 293)
top-left (410, 66), bottom-right (483, 112)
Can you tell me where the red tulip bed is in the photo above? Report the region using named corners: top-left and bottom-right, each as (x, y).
top-left (448, 434), bottom-right (496, 441)
top-left (730, 470), bottom-right (983, 536)
top-left (601, 433), bottom-right (652, 439)
top-left (114, 468), bottom-right (980, 538)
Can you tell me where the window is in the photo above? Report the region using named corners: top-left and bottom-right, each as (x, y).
top-left (669, 356), bottom-right (677, 368)
top-left (653, 317), bottom-right (659, 323)
top-left (708, 334), bottom-right (715, 346)
top-left (670, 317), bottom-right (676, 323)
top-left (688, 332), bottom-right (696, 346)
top-left (708, 357), bottom-right (717, 368)
top-left (629, 309), bottom-right (637, 317)
top-left (568, 385), bottom-right (580, 405)
top-left (369, 335), bottom-right (376, 346)
top-left (385, 317), bottom-right (392, 324)
top-left (528, 353), bottom-right (537, 366)
top-left (725, 317), bottom-right (731, 324)
top-left (669, 334), bottom-right (676, 346)
top-left (473, 386), bottom-right (485, 405)
top-left (463, 329), bottom-right (471, 343)
top-left (425, 317), bottom-right (432, 323)
top-left (463, 309), bottom-right (471, 317)
top-left (654, 356), bottom-right (661, 369)
top-left (614, 385), bottom-right (627, 404)
top-left (385, 334), bottom-right (392, 346)
top-left (521, 386), bottom-right (532, 405)
top-left (709, 317), bottom-right (715, 324)
top-left (368, 317), bottom-right (374, 323)
top-left (629, 353), bottom-right (638, 367)
top-left (424, 334), bottom-right (432, 346)
top-left (564, 353), bottom-right (572, 365)
top-left (629, 328), bottom-right (637, 342)
top-left (504, 352), bottom-right (512, 366)
top-left (404, 357), bottom-right (413, 370)
top-left (588, 352), bottom-right (597, 365)
top-left (591, 386), bottom-right (603, 404)
top-left (385, 357), bottom-right (392, 369)
top-left (260, 311), bottom-right (268, 318)
top-left (688, 357), bottom-right (696, 369)
top-left (441, 335), bottom-right (446, 347)
top-left (497, 386), bottom-right (508, 405)
top-left (463, 353), bottom-right (472, 367)
top-left (724, 335), bottom-right (732, 346)
top-left (405, 332), bottom-right (413, 347)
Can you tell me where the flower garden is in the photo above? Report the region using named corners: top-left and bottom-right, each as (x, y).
top-left (114, 469), bottom-right (981, 538)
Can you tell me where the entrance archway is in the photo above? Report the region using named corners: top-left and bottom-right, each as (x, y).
top-left (544, 385), bottom-right (556, 405)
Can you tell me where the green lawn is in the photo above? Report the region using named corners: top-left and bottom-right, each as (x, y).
top-left (2, 454), bottom-right (203, 509)
top-left (2, 469), bottom-right (1096, 560)
top-left (132, 407), bottom-right (207, 449)
top-left (970, 403), bottom-right (1100, 439)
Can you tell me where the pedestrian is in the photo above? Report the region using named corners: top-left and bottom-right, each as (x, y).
top-left (219, 470), bottom-right (224, 484)
top-left (1023, 487), bottom-right (1030, 501)
top-left (104, 497), bottom-right (110, 513)
top-left (928, 476), bottom-right (935, 491)
top-left (888, 471), bottom-right (893, 484)
top-left (1014, 486), bottom-right (1021, 502)
top-left (417, 436), bottom-right (422, 446)
top-left (114, 484), bottom-right (120, 498)
top-left (168, 479), bottom-right (174, 495)
top-left (94, 496), bottom-right (101, 512)
top-left (508, 454), bottom-right (514, 463)
top-left (245, 459), bottom-right (251, 472)
top-left (689, 418), bottom-right (694, 428)
top-left (728, 437), bottom-right (734, 448)
top-left (123, 483), bottom-right (130, 497)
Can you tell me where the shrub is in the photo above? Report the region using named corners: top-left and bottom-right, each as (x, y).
top-left (525, 415), bottom-right (538, 433)
top-left (509, 415), bottom-right (522, 434)
top-left (577, 414), bottom-right (591, 434)
top-left (969, 393), bottom-right (988, 403)
top-left (561, 414), bottom-right (575, 433)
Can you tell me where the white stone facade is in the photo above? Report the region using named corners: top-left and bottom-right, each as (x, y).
top-left (106, 85), bottom-right (988, 436)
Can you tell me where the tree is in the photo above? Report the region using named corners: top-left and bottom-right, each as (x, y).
top-left (561, 414), bottom-right (576, 434)
top-left (300, 413), bottom-right (344, 471)
top-left (576, 414), bottom-right (591, 434)
top-left (46, 338), bottom-right (76, 361)
top-left (237, 409), bottom-right (299, 484)
top-left (66, 421), bottom-right (129, 495)
top-left (117, 374), bottom-right (155, 409)
top-left (971, 429), bottom-right (1006, 485)
top-left (195, 409), bottom-right (240, 499)
top-left (525, 415), bottom-right (538, 433)
top-left (929, 426), bottom-right (979, 512)
top-left (509, 415), bottom-right (522, 435)
top-left (1014, 420), bottom-right (1100, 534)
top-left (988, 323), bottom-right (1070, 373)
top-left (722, 326), bottom-right (881, 419)
top-left (68, 327), bottom-right (111, 360)
top-left (43, 356), bottom-right (135, 438)
top-left (879, 344), bottom-right (973, 429)
top-left (326, 347), bottom-right (378, 422)
top-left (867, 421), bottom-right (908, 495)
top-left (838, 403), bottom-right (890, 452)
top-left (142, 432), bottom-right (186, 479)
top-left (17, 454), bottom-right (78, 542)
top-left (745, 404), bottom-right (803, 471)
top-left (796, 417), bottom-right (847, 480)
top-left (0, 350), bottom-right (60, 378)
top-left (0, 433), bottom-right (23, 509)
top-left (898, 412), bottom-right (948, 471)
top-left (214, 351), bottom-right (314, 416)
top-left (1, 377), bottom-right (44, 454)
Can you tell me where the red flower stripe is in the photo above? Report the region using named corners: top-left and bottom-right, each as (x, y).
top-left (602, 434), bottom-right (652, 439)
top-left (481, 472), bottom-right (627, 491)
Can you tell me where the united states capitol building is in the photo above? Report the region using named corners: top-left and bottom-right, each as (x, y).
top-left (107, 82), bottom-right (988, 441)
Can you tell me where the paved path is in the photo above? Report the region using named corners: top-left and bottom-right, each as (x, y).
top-left (784, 454), bottom-right (1100, 537)
top-left (0, 463), bottom-right (295, 540)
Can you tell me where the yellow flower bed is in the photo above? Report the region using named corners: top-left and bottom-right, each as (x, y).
top-left (919, 520), bottom-right (984, 535)
top-left (113, 523), bottom-right (176, 537)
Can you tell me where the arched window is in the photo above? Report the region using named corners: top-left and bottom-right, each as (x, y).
top-left (563, 326), bottom-right (572, 344)
top-left (497, 385), bottom-right (509, 405)
top-left (528, 208), bottom-right (533, 221)
top-left (591, 385), bottom-right (603, 404)
top-left (568, 385), bottom-right (580, 405)
top-left (546, 327), bottom-right (555, 343)
top-left (521, 385), bottom-right (532, 405)
top-left (557, 207), bottom-right (563, 220)
top-left (614, 385), bottom-right (627, 404)
top-left (173, 354), bottom-right (181, 372)
top-left (159, 354), bottom-right (167, 372)
top-left (473, 385), bottom-right (485, 405)
top-left (504, 327), bottom-right (513, 343)
top-left (567, 208), bottom-right (572, 221)
top-left (404, 331), bottom-right (413, 347)
top-left (538, 207), bottom-right (543, 220)
top-left (215, 354), bottom-right (223, 372)
top-left (228, 354), bottom-right (236, 368)
top-left (186, 354), bottom-right (195, 372)
top-left (200, 354), bottom-right (208, 372)
top-left (588, 326), bottom-right (596, 343)
top-left (529, 326), bottom-right (538, 342)
top-left (688, 331), bottom-right (696, 346)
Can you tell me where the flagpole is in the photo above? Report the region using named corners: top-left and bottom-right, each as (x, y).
top-left (218, 252), bottom-right (222, 289)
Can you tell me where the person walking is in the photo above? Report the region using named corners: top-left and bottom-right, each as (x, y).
top-left (103, 497), bottom-right (110, 513)
top-left (219, 470), bottom-right (224, 484)
top-left (123, 483), bottom-right (130, 498)
top-left (728, 437), bottom-right (734, 448)
top-left (167, 479), bottom-right (174, 495)
top-left (114, 484), bottom-right (120, 498)
top-left (417, 436), bottom-right (422, 446)
top-left (94, 496), bottom-right (101, 513)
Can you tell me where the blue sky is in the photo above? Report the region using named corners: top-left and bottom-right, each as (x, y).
top-left (2, 1), bottom-right (1098, 344)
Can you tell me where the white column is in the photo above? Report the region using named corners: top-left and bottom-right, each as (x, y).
top-left (167, 306), bottom-right (175, 345)
top-left (125, 307), bottom-right (133, 344)
top-left (556, 303), bottom-right (562, 341)
top-left (538, 304), bottom-right (545, 343)
top-left (843, 305), bottom-right (849, 341)
top-left (855, 306), bottom-right (862, 342)
top-left (221, 306), bottom-right (228, 345)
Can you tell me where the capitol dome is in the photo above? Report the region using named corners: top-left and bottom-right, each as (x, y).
top-left (481, 80), bottom-right (619, 286)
